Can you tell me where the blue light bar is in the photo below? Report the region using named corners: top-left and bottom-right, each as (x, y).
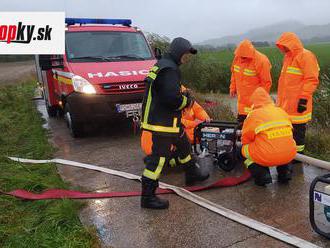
top-left (65, 18), bottom-right (132, 26)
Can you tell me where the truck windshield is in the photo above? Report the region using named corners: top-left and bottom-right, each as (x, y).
top-left (66, 31), bottom-right (153, 62)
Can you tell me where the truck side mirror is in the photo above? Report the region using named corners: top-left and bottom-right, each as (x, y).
top-left (39, 55), bottom-right (52, 70)
top-left (154, 47), bottom-right (162, 60)
top-left (38, 55), bottom-right (64, 70)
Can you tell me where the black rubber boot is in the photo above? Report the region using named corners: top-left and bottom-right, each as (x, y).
top-left (185, 161), bottom-right (209, 185)
top-left (276, 164), bottom-right (292, 183)
top-left (141, 177), bottom-right (169, 209)
top-left (248, 163), bottom-right (272, 186)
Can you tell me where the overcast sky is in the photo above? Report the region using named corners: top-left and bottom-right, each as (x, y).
top-left (1, 0), bottom-right (330, 42)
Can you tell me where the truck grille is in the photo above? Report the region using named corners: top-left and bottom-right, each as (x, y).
top-left (101, 81), bottom-right (145, 94)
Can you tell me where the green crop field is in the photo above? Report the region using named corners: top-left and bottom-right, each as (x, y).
top-left (182, 42), bottom-right (330, 93)
top-left (199, 42), bottom-right (330, 69)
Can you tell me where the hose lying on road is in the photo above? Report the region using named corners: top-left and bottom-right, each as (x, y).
top-left (2, 159), bottom-right (251, 199)
top-left (5, 156), bottom-right (320, 248)
top-left (295, 153), bottom-right (330, 171)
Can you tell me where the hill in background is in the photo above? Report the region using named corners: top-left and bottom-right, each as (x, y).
top-left (199, 20), bottom-right (330, 47)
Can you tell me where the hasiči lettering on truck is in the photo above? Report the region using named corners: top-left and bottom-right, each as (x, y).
top-left (35, 18), bottom-right (157, 137)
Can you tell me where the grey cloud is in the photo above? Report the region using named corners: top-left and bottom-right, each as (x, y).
top-left (1, 0), bottom-right (329, 42)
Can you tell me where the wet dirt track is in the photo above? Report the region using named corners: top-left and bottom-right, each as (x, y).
top-left (37, 99), bottom-right (330, 248)
top-left (0, 60), bottom-right (35, 85)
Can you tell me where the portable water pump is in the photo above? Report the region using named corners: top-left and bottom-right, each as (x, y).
top-left (193, 121), bottom-right (239, 172)
top-left (310, 173), bottom-right (330, 239)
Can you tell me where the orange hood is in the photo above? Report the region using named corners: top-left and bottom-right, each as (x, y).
top-left (234, 39), bottom-right (256, 58)
top-left (251, 87), bottom-right (274, 109)
top-left (276, 32), bottom-right (303, 54)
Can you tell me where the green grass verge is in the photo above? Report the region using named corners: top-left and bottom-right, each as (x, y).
top-left (305, 129), bottom-right (330, 161)
top-left (0, 81), bottom-right (99, 247)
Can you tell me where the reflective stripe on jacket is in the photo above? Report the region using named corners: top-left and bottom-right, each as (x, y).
top-left (230, 39), bottom-right (272, 115)
top-left (241, 88), bottom-right (297, 167)
top-left (276, 32), bottom-right (320, 124)
top-left (141, 55), bottom-right (188, 135)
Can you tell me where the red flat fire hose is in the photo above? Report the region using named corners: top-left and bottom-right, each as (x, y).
top-left (3, 157), bottom-right (321, 248)
top-left (1, 167), bottom-right (251, 200)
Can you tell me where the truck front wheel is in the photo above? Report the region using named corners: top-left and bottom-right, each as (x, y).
top-left (64, 104), bottom-right (84, 138)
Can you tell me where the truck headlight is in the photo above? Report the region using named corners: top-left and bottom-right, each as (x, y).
top-left (72, 75), bottom-right (96, 94)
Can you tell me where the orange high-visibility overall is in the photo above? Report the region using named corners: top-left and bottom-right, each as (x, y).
top-left (230, 40), bottom-right (272, 115)
top-left (241, 88), bottom-right (297, 167)
top-left (276, 32), bottom-right (319, 124)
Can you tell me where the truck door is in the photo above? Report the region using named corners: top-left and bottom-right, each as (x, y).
top-left (35, 55), bottom-right (56, 107)
top-left (36, 55), bottom-right (64, 117)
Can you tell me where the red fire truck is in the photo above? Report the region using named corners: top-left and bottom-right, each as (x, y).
top-left (35, 18), bottom-right (158, 137)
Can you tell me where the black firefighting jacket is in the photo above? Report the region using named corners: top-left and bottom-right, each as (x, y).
top-left (141, 35), bottom-right (198, 137)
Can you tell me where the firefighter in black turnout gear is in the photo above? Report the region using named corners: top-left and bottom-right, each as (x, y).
top-left (140, 37), bottom-right (209, 209)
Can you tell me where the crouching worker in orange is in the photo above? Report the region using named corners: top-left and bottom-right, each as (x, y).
top-left (169, 98), bottom-right (211, 167)
top-left (181, 90), bottom-right (211, 144)
top-left (141, 99), bottom-right (210, 168)
top-left (241, 88), bottom-right (297, 186)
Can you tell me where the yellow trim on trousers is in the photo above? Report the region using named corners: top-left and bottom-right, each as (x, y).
top-left (143, 157), bottom-right (166, 180)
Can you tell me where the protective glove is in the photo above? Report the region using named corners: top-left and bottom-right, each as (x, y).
top-left (297, 98), bottom-right (308, 113)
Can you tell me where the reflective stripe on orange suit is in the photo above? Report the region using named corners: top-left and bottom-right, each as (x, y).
top-left (230, 39), bottom-right (272, 115)
top-left (241, 88), bottom-right (297, 167)
top-left (181, 102), bottom-right (210, 143)
top-left (276, 32), bottom-right (319, 124)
